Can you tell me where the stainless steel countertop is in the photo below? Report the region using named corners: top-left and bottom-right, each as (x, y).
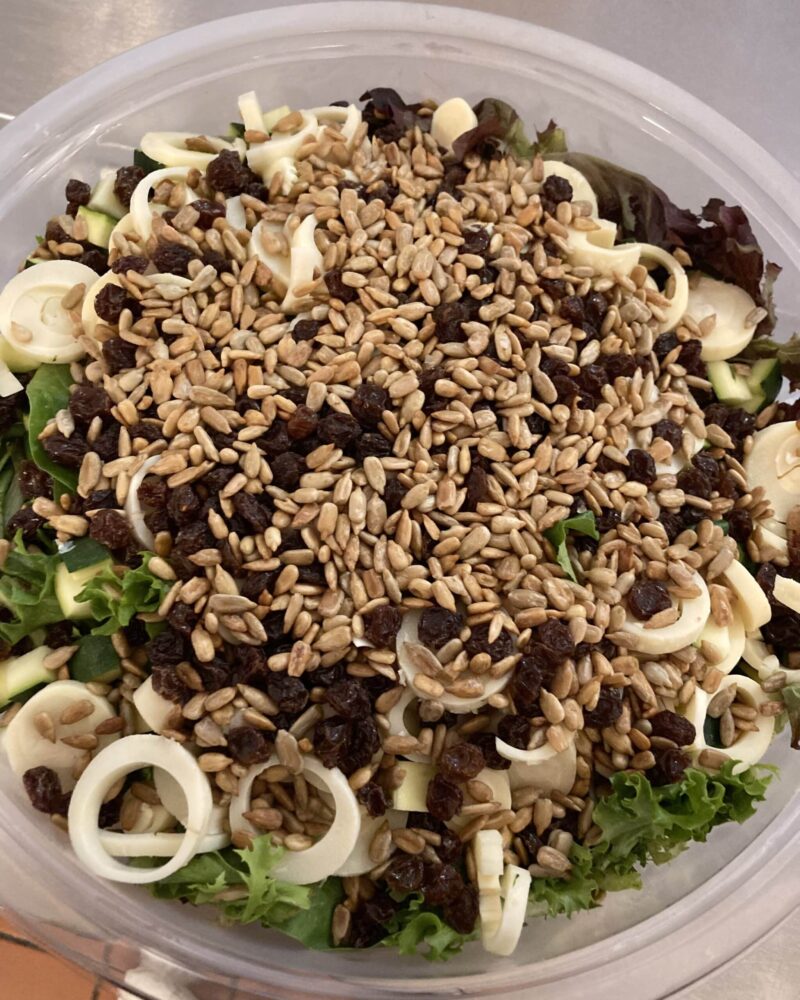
top-left (1, 2), bottom-right (799, 997)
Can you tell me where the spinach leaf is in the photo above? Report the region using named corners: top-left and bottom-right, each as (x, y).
top-left (26, 365), bottom-right (76, 495)
top-left (544, 510), bottom-right (598, 582)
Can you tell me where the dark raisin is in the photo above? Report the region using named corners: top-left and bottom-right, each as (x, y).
top-left (23, 767), bottom-right (70, 815)
top-left (356, 781), bottom-right (388, 817)
top-left (195, 657), bottom-right (230, 692)
top-left (164, 603), bottom-right (196, 638)
top-left (442, 885), bottom-right (479, 935)
top-left (604, 353), bottom-right (638, 380)
top-left (461, 226), bottom-right (491, 255)
top-left (434, 828), bottom-right (462, 864)
top-left (383, 477), bottom-right (406, 515)
top-left (628, 579), bottom-right (672, 621)
top-left (537, 619), bottom-right (575, 660)
top-left (350, 383), bottom-right (390, 427)
top-left (583, 686), bottom-right (624, 727)
top-left (18, 461), bottom-right (51, 501)
top-left (270, 452), bottom-right (306, 491)
top-left (6, 506), bottom-right (44, 540)
top-left (354, 432), bottom-right (392, 461)
top-left (89, 508), bottom-right (132, 549)
top-left (292, 319), bottom-right (323, 342)
top-left (324, 268), bottom-right (358, 304)
top-left (166, 485), bottom-right (200, 527)
top-left (511, 655), bottom-right (543, 714)
top-left (69, 384), bottom-right (113, 425)
top-left (653, 332), bottom-right (680, 361)
top-left (426, 773), bottom-right (463, 821)
top-left (363, 605), bottom-right (402, 647)
top-left (679, 339), bottom-right (706, 378)
top-left (465, 623), bottom-right (515, 663)
top-left (326, 679), bottom-right (371, 720)
top-left (651, 419), bottom-right (682, 451)
top-left (318, 412), bottom-right (361, 448)
top-left (313, 716), bottom-right (351, 769)
top-left (597, 508), bottom-right (621, 535)
top-left (418, 365), bottom-right (447, 415)
top-left (226, 726), bottom-right (273, 766)
top-left (79, 247), bottom-right (109, 272)
top-left (440, 163), bottom-right (468, 198)
top-left (418, 608), bottom-right (463, 649)
top-left (42, 432), bottom-right (87, 469)
top-left (232, 646), bottom-right (269, 687)
top-left (137, 476), bottom-right (168, 510)
top-left (92, 425), bottom-right (120, 461)
top-left (151, 242), bottom-right (195, 277)
top-left (111, 254), bottom-right (149, 275)
top-left (45, 218), bottom-right (71, 245)
top-left (95, 283), bottom-right (136, 324)
top-left (463, 464), bottom-right (490, 512)
top-left (542, 175), bottom-right (573, 205)
top-left (649, 710), bottom-right (696, 747)
top-left (287, 405), bottom-right (318, 441)
top-left (147, 628), bottom-right (186, 667)
top-left (205, 149), bottom-right (254, 196)
top-left (267, 674), bottom-right (308, 715)
top-left (202, 249), bottom-right (231, 274)
top-left (439, 742), bottom-right (485, 782)
top-left (465, 731), bottom-right (509, 770)
top-left (261, 421), bottom-right (292, 459)
top-left (728, 508), bottom-right (753, 544)
top-left (191, 198), bottom-right (227, 229)
top-left (649, 747), bottom-right (690, 786)
top-left (232, 491), bottom-right (272, 532)
top-left (114, 165), bottom-right (145, 208)
top-left (422, 863), bottom-right (463, 905)
top-left (497, 715), bottom-right (531, 750)
top-left (386, 855), bottom-right (424, 894)
top-left (676, 465), bottom-right (713, 501)
top-left (583, 291), bottom-right (608, 328)
top-left (102, 337), bottom-right (138, 374)
top-left (44, 620), bottom-right (74, 649)
top-left (627, 448), bottom-right (657, 486)
top-left (65, 178), bottom-right (91, 211)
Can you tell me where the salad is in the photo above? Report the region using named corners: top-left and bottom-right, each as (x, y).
top-left (0, 87), bottom-right (797, 961)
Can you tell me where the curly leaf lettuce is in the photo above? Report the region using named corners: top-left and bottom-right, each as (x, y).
top-left (0, 534), bottom-right (65, 645)
top-left (530, 764), bottom-right (774, 917)
top-left (77, 553), bottom-right (173, 635)
top-left (453, 98), bottom-right (567, 162)
top-left (381, 892), bottom-right (477, 961)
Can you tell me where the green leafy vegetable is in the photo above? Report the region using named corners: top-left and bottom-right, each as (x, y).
top-left (60, 537), bottom-right (110, 572)
top-left (452, 99), bottom-right (566, 161)
top-left (544, 510), bottom-right (598, 581)
top-left (0, 534), bottom-right (65, 645)
top-left (530, 764), bottom-right (774, 917)
top-left (382, 893), bottom-right (477, 961)
top-left (77, 553), bottom-right (172, 635)
top-left (26, 364), bottom-right (77, 496)
top-left (742, 332), bottom-right (800, 387)
top-left (133, 149), bottom-right (165, 172)
top-left (781, 682), bottom-right (800, 749)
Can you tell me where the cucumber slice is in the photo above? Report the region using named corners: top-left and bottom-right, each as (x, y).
top-left (61, 537), bottom-right (110, 572)
top-left (133, 149), bottom-right (164, 172)
top-left (747, 358), bottom-right (782, 407)
top-left (707, 360), bottom-right (754, 406)
top-left (70, 634), bottom-right (121, 684)
top-left (87, 172), bottom-right (125, 221)
top-left (77, 206), bottom-right (116, 250)
top-left (24, 256), bottom-right (42, 269)
top-left (0, 647), bottom-right (53, 708)
top-left (228, 122), bottom-right (245, 139)
top-left (55, 557), bottom-right (112, 620)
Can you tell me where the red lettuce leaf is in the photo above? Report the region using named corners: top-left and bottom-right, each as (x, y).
top-left (452, 98), bottom-right (566, 162)
top-left (359, 89), bottom-right (429, 141)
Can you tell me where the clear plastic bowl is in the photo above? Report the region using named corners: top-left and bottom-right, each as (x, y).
top-left (1, 4), bottom-right (800, 998)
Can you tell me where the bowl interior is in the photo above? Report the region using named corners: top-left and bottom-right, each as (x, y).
top-left (1, 5), bottom-right (800, 998)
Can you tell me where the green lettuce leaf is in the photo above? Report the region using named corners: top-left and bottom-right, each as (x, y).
top-left (381, 892), bottom-right (477, 961)
top-left (781, 682), bottom-right (800, 749)
top-left (741, 332), bottom-right (800, 387)
top-left (544, 510), bottom-right (598, 581)
top-left (530, 763), bottom-right (774, 917)
top-left (0, 534), bottom-right (65, 645)
top-left (77, 554), bottom-right (173, 635)
top-left (26, 364), bottom-right (77, 496)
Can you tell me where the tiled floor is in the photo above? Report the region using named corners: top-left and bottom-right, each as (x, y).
top-left (0, 915), bottom-right (115, 1000)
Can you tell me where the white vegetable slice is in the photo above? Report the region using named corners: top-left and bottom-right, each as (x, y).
top-left (0, 363), bottom-right (22, 397)
top-left (153, 766), bottom-right (229, 836)
top-left (129, 167), bottom-right (198, 241)
top-left (225, 196), bottom-right (247, 232)
top-left (685, 274), bottom-right (758, 362)
top-left (5, 679), bottom-right (118, 791)
top-left (238, 91), bottom-right (265, 134)
top-left (140, 132), bottom-right (238, 171)
top-left (392, 760), bottom-right (435, 812)
top-left (430, 98), bottom-right (478, 153)
top-left (756, 523), bottom-right (788, 561)
top-left (684, 675), bottom-right (775, 774)
top-left (119, 790), bottom-right (176, 835)
top-left (505, 740), bottom-right (577, 794)
top-left (262, 105), bottom-right (291, 133)
top-left (698, 613), bottom-right (745, 676)
top-left (132, 676), bottom-right (177, 735)
top-left (230, 754), bottom-right (360, 885)
top-left (248, 220), bottom-right (291, 288)
top-left (653, 430), bottom-right (703, 475)
top-left (638, 244), bottom-right (689, 334)
top-left (722, 560), bottom-right (772, 631)
top-left (0, 260), bottom-right (98, 370)
top-left (621, 571), bottom-right (710, 654)
top-left (385, 685), bottom-right (427, 763)
top-left (540, 162), bottom-right (598, 217)
top-left (311, 104), bottom-right (363, 146)
top-left (743, 421), bottom-right (800, 525)
top-left (246, 112), bottom-right (319, 192)
top-left (124, 455), bottom-right (161, 549)
top-left (68, 735), bottom-right (214, 884)
top-left (100, 830), bottom-right (230, 858)
top-left (774, 575), bottom-right (800, 615)
top-left (449, 768), bottom-right (511, 832)
top-left (563, 220), bottom-right (640, 278)
top-left (482, 864), bottom-right (532, 957)
top-left (335, 809), bottom-right (407, 876)
top-left (474, 829), bottom-right (504, 937)
top-left (281, 214), bottom-right (323, 314)
top-left (396, 610), bottom-right (512, 713)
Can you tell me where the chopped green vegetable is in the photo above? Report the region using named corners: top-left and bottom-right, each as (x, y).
top-left (228, 122), bottom-right (246, 138)
top-left (26, 364), bottom-right (76, 496)
top-left (742, 333), bottom-right (800, 388)
top-left (60, 537), bottom-right (110, 573)
top-left (70, 634), bottom-right (121, 684)
top-left (382, 893), bottom-right (477, 961)
top-left (452, 98), bottom-right (566, 161)
top-left (781, 682), bottom-right (800, 749)
top-left (77, 554), bottom-right (173, 635)
top-left (530, 764), bottom-right (774, 917)
top-left (0, 534), bottom-right (66, 645)
top-left (544, 510), bottom-right (598, 582)
top-left (133, 149), bottom-right (164, 172)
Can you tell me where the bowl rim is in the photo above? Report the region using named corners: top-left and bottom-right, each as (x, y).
top-left (1, 3), bottom-right (800, 997)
